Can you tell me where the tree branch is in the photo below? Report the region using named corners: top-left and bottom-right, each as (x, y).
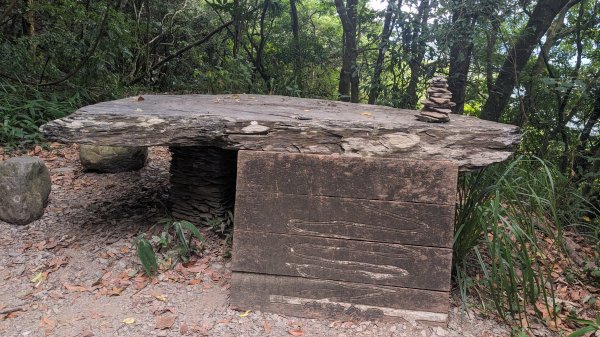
top-left (128, 19), bottom-right (234, 85)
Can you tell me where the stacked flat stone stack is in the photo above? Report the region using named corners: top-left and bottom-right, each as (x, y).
top-left (417, 76), bottom-right (455, 123)
top-left (170, 146), bottom-right (237, 222)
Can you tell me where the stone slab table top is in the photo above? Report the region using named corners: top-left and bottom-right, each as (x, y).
top-left (40, 94), bottom-right (520, 171)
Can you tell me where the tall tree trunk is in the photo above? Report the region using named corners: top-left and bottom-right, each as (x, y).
top-left (289, 0), bottom-right (302, 91)
top-left (480, 0), bottom-right (576, 122)
top-left (24, 0), bottom-right (36, 53)
top-left (485, 16), bottom-right (500, 95)
top-left (368, 0), bottom-right (399, 104)
top-left (520, 0), bottom-right (578, 125)
top-left (575, 87), bottom-right (600, 197)
top-left (402, 0), bottom-right (431, 109)
top-left (256, 0), bottom-right (270, 71)
top-left (447, 0), bottom-right (478, 114)
top-left (232, 0), bottom-right (242, 58)
top-left (335, 0), bottom-right (358, 102)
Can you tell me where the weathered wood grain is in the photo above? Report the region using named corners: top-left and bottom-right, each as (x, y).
top-left (232, 231), bottom-right (452, 291)
top-left (40, 94), bottom-right (520, 170)
top-left (235, 192), bottom-right (454, 248)
top-left (170, 146), bottom-right (237, 221)
top-left (237, 151), bottom-right (458, 205)
top-left (230, 273), bottom-right (449, 322)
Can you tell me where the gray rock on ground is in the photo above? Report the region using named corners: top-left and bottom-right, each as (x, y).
top-left (79, 145), bottom-right (148, 173)
top-left (0, 156), bottom-right (51, 225)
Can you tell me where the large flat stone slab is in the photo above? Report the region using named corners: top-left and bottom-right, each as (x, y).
top-left (40, 94), bottom-right (520, 170)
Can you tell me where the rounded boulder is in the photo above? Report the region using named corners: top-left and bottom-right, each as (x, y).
top-left (79, 145), bottom-right (148, 173)
top-left (0, 156), bottom-right (51, 225)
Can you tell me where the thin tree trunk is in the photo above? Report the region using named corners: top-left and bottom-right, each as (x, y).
top-left (575, 87), bottom-right (600, 191)
top-left (480, 0), bottom-right (577, 122)
top-left (448, 1), bottom-right (478, 114)
top-left (233, 0), bottom-right (242, 58)
top-left (368, 0), bottom-right (399, 104)
top-left (485, 16), bottom-right (500, 95)
top-left (402, 0), bottom-right (431, 109)
top-left (520, 0), bottom-right (578, 125)
top-left (256, 0), bottom-right (270, 72)
top-left (289, 0), bottom-right (302, 90)
top-left (335, 0), bottom-right (358, 102)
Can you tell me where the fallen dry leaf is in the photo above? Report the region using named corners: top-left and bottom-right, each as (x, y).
top-left (155, 315), bottom-right (176, 330)
top-left (64, 284), bottom-right (89, 292)
top-left (263, 320), bottom-right (272, 334)
top-left (31, 272), bottom-right (46, 287)
top-left (91, 271), bottom-right (111, 287)
top-left (133, 281), bottom-right (147, 290)
top-left (179, 322), bottom-right (189, 335)
top-left (108, 287), bottom-right (125, 296)
top-left (122, 317), bottom-right (135, 324)
top-left (238, 310), bottom-right (251, 318)
top-left (218, 317), bottom-right (232, 324)
top-left (185, 264), bottom-right (208, 273)
top-left (288, 328), bottom-right (304, 336)
top-left (153, 294), bottom-right (167, 302)
top-left (77, 329), bottom-right (94, 337)
top-left (40, 316), bottom-right (56, 331)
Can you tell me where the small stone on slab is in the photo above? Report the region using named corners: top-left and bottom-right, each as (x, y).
top-left (416, 114), bottom-right (449, 123)
top-left (421, 111), bottom-right (450, 120)
top-left (427, 87), bottom-right (450, 94)
top-left (429, 93), bottom-right (453, 99)
top-left (430, 97), bottom-right (450, 105)
top-left (428, 77), bottom-right (447, 84)
top-left (424, 107), bottom-right (453, 114)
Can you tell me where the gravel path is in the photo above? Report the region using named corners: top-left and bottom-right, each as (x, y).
top-left (0, 145), bottom-right (510, 337)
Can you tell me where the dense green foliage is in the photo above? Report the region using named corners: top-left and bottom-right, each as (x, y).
top-left (2, 0), bottom-right (600, 329)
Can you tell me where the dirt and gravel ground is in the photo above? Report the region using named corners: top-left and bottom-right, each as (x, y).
top-left (0, 144), bottom-right (512, 337)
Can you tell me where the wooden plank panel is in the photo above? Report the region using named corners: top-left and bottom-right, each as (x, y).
top-left (236, 151), bottom-right (458, 205)
top-left (230, 273), bottom-right (449, 322)
top-left (232, 231), bottom-right (452, 291)
top-left (235, 192), bottom-right (454, 248)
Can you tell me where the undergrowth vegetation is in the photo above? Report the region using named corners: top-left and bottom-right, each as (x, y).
top-left (135, 214), bottom-right (233, 276)
top-left (0, 85), bottom-right (82, 148)
top-left (454, 156), bottom-right (599, 328)
top-left (135, 219), bottom-right (205, 276)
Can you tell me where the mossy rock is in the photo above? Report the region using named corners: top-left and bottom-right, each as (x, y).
top-left (0, 156), bottom-right (51, 225)
top-left (79, 145), bottom-right (148, 173)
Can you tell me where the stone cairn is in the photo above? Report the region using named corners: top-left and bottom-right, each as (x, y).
top-left (416, 76), bottom-right (455, 123)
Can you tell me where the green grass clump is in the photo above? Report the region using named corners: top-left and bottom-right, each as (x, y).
top-left (454, 156), bottom-right (595, 326)
top-left (0, 84), bottom-right (80, 149)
